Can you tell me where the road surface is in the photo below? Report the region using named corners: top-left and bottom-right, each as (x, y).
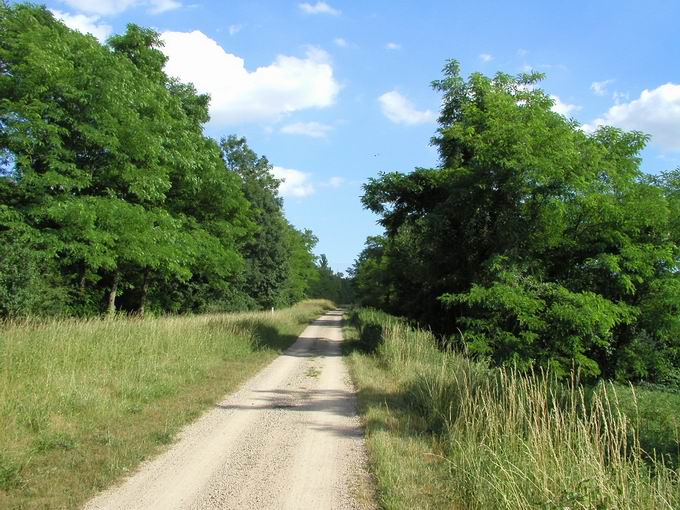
top-left (85, 309), bottom-right (371, 510)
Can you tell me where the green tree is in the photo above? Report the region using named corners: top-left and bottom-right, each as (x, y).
top-left (279, 226), bottom-right (320, 305)
top-left (310, 254), bottom-right (354, 304)
top-left (359, 60), bottom-right (680, 381)
top-left (0, 5), bottom-right (252, 316)
top-left (220, 135), bottom-right (290, 309)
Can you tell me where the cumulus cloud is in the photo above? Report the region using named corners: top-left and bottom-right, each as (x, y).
top-left (327, 176), bottom-right (344, 187)
top-left (60, 0), bottom-right (180, 15)
top-left (584, 83), bottom-right (680, 151)
top-left (378, 90), bottom-right (435, 125)
top-left (385, 42), bottom-right (401, 50)
top-left (550, 95), bottom-right (581, 117)
top-left (280, 121), bottom-right (333, 138)
top-left (591, 79), bottom-right (614, 96)
top-left (51, 9), bottom-right (112, 41)
top-left (160, 31), bottom-right (340, 124)
top-left (228, 24), bottom-right (242, 36)
top-left (271, 167), bottom-right (315, 198)
top-left (299, 1), bottom-right (340, 15)
top-left (334, 37), bottom-right (347, 48)
top-left (479, 53), bottom-right (493, 62)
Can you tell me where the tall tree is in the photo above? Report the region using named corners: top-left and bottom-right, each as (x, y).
top-left (221, 135), bottom-right (289, 309)
top-left (359, 61), bottom-right (680, 382)
top-left (0, 5), bottom-right (252, 315)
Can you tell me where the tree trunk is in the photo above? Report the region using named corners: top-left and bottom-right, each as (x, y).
top-left (139, 268), bottom-right (150, 317)
top-left (107, 269), bottom-right (120, 316)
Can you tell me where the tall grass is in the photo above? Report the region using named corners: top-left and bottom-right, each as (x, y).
top-left (0, 299), bottom-right (333, 509)
top-left (347, 308), bottom-right (680, 509)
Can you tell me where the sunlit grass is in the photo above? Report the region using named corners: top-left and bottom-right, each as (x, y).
top-left (0, 299), bottom-right (333, 509)
top-left (345, 308), bottom-right (680, 510)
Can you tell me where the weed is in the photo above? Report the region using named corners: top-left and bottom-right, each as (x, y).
top-left (32, 432), bottom-right (76, 453)
top-left (0, 452), bottom-right (22, 491)
top-left (305, 366), bottom-right (321, 378)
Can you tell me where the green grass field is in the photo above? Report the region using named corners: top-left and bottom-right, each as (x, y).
top-left (345, 308), bottom-right (680, 510)
top-left (0, 300), bottom-right (332, 509)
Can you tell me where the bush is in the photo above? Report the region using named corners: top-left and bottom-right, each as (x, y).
top-left (0, 233), bottom-right (69, 318)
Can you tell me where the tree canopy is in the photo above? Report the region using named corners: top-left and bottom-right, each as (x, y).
top-left (354, 61), bottom-right (680, 384)
top-left (0, 3), bottom-right (335, 316)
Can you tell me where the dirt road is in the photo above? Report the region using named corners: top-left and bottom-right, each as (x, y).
top-left (84, 310), bottom-right (371, 510)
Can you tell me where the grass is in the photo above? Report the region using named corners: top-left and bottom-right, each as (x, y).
top-left (0, 299), bottom-right (333, 509)
top-left (344, 308), bottom-right (680, 510)
top-left (609, 383), bottom-right (680, 470)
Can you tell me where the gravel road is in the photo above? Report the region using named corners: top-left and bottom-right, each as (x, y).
top-left (84, 309), bottom-right (372, 510)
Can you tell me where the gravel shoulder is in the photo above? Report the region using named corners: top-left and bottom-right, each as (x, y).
top-left (84, 309), bottom-right (372, 510)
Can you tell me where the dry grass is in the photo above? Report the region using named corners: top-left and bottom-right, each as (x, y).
top-left (0, 300), bottom-right (333, 509)
top-left (345, 308), bottom-right (680, 509)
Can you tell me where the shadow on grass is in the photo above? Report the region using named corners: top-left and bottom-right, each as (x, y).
top-left (343, 341), bottom-right (432, 440)
top-left (221, 320), bottom-right (299, 353)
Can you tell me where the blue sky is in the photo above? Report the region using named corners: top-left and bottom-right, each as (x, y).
top-left (40, 0), bottom-right (680, 272)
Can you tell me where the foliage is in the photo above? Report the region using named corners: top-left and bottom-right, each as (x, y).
top-left (220, 135), bottom-right (291, 309)
top-left (0, 207), bottom-right (68, 317)
top-left (354, 60), bottom-right (680, 382)
top-left (309, 254), bottom-right (354, 304)
top-left (0, 4), bottom-right (325, 317)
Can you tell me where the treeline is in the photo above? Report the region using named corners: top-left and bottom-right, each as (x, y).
top-left (352, 61), bottom-right (680, 385)
top-left (0, 4), bottom-right (348, 317)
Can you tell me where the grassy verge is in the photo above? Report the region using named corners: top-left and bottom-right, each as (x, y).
top-left (0, 299), bottom-right (333, 509)
top-left (344, 308), bottom-right (680, 510)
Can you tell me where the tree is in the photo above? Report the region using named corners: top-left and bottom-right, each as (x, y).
top-left (0, 5), bottom-right (254, 316)
top-left (220, 135), bottom-right (290, 309)
top-left (279, 226), bottom-right (320, 305)
top-left (358, 60), bottom-right (680, 382)
top-left (309, 254), bottom-right (354, 304)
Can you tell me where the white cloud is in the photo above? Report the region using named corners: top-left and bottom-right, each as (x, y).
top-left (334, 37), bottom-right (347, 48)
top-left (385, 42), bottom-right (401, 50)
top-left (160, 31), bottom-right (340, 124)
top-left (228, 24), bottom-right (242, 36)
top-left (271, 166), bottom-right (315, 198)
top-left (517, 48), bottom-right (528, 57)
top-left (585, 83), bottom-right (680, 151)
top-left (51, 9), bottom-right (112, 41)
top-left (591, 79), bottom-right (613, 96)
top-left (378, 90), bottom-right (435, 125)
top-left (550, 95), bottom-right (581, 117)
top-left (479, 53), bottom-right (493, 63)
top-left (60, 0), bottom-right (180, 15)
top-left (147, 0), bottom-right (180, 14)
top-left (580, 122), bottom-right (598, 134)
top-left (612, 90), bottom-right (629, 104)
top-left (299, 1), bottom-right (340, 15)
top-left (280, 121), bottom-right (333, 138)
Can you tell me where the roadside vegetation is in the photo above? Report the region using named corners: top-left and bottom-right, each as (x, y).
top-left (0, 299), bottom-right (332, 509)
top-left (345, 308), bottom-right (680, 509)
top-left (352, 62), bottom-right (680, 387)
top-left (0, 4), bottom-right (352, 320)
